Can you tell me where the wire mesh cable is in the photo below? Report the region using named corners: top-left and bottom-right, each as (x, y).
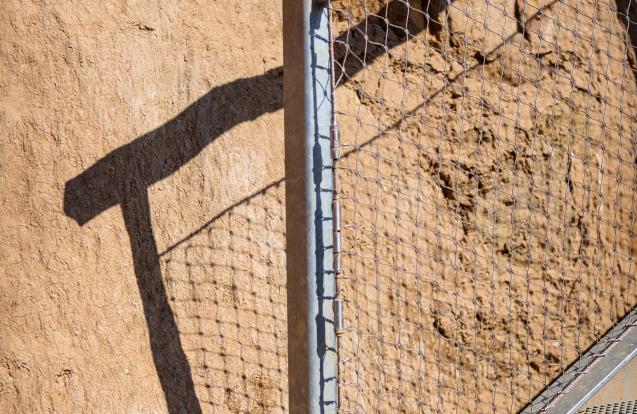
top-left (329, 0), bottom-right (637, 412)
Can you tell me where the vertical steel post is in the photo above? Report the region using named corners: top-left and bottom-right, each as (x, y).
top-left (283, 0), bottom-right (337, 413)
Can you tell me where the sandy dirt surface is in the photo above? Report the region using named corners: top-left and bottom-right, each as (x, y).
top-left (332, 0), bottom-right (637, 412)
top-left (0, 1), bottom-right (286, 412)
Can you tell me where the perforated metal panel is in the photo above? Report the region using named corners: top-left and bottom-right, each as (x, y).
top-left (579, 400), bottom-right (637, 414)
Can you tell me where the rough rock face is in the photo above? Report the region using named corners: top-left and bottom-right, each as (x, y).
top-left (0, 1), bottom-right (286, 412)
top-left (332, 0), bottom-right (637, 412)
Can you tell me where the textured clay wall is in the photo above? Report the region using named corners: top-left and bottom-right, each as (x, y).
top-left (2, 1), bottom-right (637, 413)
top-left (0, 1), bottom-right (286, 412)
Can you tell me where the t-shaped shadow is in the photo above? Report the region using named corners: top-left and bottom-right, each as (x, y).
top-left (62, 1), bottom-right (444, 411)
top-left (64, 69), bottom-right (282, 414)
top-left (64, 67), bottom-right (283, 226)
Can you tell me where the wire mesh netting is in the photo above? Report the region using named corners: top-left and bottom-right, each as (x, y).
top-left (329, 0), bottom-right (637, 412)
top-left (520, 306), bottom-right (636, 413)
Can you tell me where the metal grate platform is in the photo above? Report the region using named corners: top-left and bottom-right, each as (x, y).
top-left (579, 400), bottom-right (637, 414)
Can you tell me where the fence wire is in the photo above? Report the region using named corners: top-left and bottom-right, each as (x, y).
top-left (329, 0), bottom-right (637, 412)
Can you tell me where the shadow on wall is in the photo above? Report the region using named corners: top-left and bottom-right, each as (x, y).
top-left (159, 180), bottom-right (288, 411)
top-left (64, 69), bottom-right (283, 413)
top-left (616, 0), bottom-right (637, 84)
top-left (62, 1), bottom-right (444, 412)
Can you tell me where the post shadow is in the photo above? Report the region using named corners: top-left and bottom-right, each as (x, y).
top-left (64, 69), bottom-right (283, 414)
top-left (62, 1), bottom-right (441, 411)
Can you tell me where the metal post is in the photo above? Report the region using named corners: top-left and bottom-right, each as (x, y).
top-left (283, 0), bottom-right (337, 413)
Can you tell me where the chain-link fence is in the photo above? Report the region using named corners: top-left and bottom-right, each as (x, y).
top-left (329, 0), bottom-right (637, 412)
